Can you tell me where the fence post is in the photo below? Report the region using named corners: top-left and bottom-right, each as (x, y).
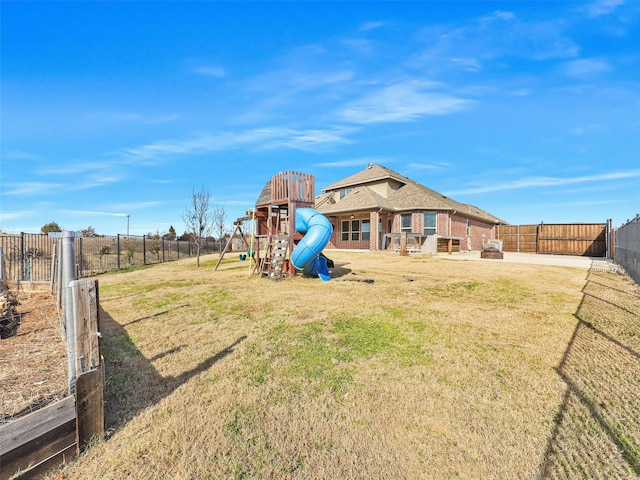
top-left (50, 243), bottom-right (56, 294)
top-left (117, 234), bottom-right (121, 270)
top-left (71, 279), bottom-right (100, 376)
top-left (70, 278), bottom-right (104, 453)
top-left (78, 237), bottom-right (84, 279)
top-left (19, 232), bottom-right (25, 281)
top-left (57, 240), bottom-right (63, 310)
top-left (61, 231), bottom-right (79, 393)
top-left (143, 235), bottom-right (147, 265)
top-left (606, 219), bottom-right (612, 259)
top-left (162, 237), bottom-right (165, 262)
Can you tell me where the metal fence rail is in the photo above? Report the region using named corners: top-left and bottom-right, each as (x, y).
top-left (0, 233), bottom-right (219, 282)
top-left (615, 215), bottom-right (640, 285)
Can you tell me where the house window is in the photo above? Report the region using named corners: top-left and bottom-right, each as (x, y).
top-left (362, 219), bottom-right (370, 241)
top-left (341, 220), bottom-right (350, 241)
top-left (351, 220), bottom-right (360, 241)
top-left (341, 218), bottom-right (368, 241)
top-left (401, 214), bottom-right (412, 233)
top-left (423, 212), bottom-right (436, 236)
top-left (339, 188), bottom-right (353, 199)
top-left (466, 220), bottom-right (471, 236)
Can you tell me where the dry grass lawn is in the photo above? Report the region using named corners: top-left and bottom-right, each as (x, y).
top-left (1, 292), bottom-right (67, 421)
top-left (41, 251), bottom-right (639, 479)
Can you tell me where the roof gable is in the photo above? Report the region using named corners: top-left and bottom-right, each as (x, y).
top-left (316, 186), bottom-right (391, 214)
top-left (322, 164), bottom-right (409, 192)
top-left (388, 183), bottom-right (454, 210)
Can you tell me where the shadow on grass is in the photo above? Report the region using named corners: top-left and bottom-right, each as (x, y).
top-left (328, 262), bottom-right (353, 279)
top-left (99, 305), bottom-right (246, 435)
top-left (539, 270), bottom-right (640, 479)
top-left (123, 304), bottom-right (190, 327)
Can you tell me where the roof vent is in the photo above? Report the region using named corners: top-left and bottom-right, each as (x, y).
top-left (367, 162), bottom-right (373, 168)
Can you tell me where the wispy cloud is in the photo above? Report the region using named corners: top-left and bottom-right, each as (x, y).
top-left (316, 157), bottom-right (388, 168)
top-left (246, 67), bottom-right (355, 95)
top-left (338, 80), bottom-right (470, 124)
top-left (585, 0), bottom-right (625, 17)
top-left (122, 127), bottom-right (353, 162)
top-left (38, 160), bottom-right (113, 176)
top-left (192, 66), bottom-right (227, 78)
top-left (4, 150), bottom-right (45, 161)
top-left (85, 111), bottom-right (182, 125)
top-left (4, 182), bottom-right (64, 196)
top-left (412, 9), bottom-right (579, 74)
top-left (61, 202), bottom-right (165, 219)
top-left (69, 175), bottom-right (123, 191)
top-left (407, 162), bottom-right (452, 170)
top-left (258, 127), bottom-right (352, 151)
top-left (563, 58), bottom-right (611, 77)
top-left (60, 210), bottom-right (130, 217)
top-left (570, 123), bottom-right (604, 135)
top-left (479, 10), bottom-right (516, 22)
top-left (0, 210), bottom-right (34, 222)
top-left (360, 21), bottom-right (386, 32)
top-left (446, 169), bottom-right (640, 195)
top-left (448, 57), bottom-right (482, 72)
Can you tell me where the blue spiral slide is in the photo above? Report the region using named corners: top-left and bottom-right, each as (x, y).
top-left (290, 208), bottom-right (333, 281)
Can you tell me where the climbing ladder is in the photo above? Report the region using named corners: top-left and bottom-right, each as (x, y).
top-left (260, 234), bottom-right (290, 280)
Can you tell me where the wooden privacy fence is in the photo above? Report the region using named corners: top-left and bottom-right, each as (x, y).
top-left (0, 279), bottom-right (104, 480)
top-left (495, 223), bottom-right (607, 257)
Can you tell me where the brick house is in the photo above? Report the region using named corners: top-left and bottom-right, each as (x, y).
top-left (315, 163), bottom-right (507, 253)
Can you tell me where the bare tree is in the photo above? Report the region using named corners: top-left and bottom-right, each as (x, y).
top-left (182, 188), bottom-right (215, 267)
top-left (212, 204), bottom-right (227, 255)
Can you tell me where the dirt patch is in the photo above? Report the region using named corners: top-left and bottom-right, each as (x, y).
top-left (0, 291), bottom-right (68, 422)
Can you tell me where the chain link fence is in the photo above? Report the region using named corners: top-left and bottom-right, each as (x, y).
top-left (615, 214), bottom-right (640, 285)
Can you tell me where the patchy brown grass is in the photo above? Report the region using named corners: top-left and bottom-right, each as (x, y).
top-left (38, 251), bottom-right (638, 479)
top-left (540, 270), bottom-right (640, 479)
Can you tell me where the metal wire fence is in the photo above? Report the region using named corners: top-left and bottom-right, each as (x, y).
top-left (0, 233), bottom-right (220, 282)
top-left (615, 215), bottom-right (640, 285)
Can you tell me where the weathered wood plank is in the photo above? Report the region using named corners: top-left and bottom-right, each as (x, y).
top-left (9, 443), bottom-right (77, 480)
top-left (75, 368), bottom-right (104, 452)
top-left (0, 418), bottom-right (76, 480)
top-left (71, 279), bottom-right (101, 375)
top-left (0, 397), bottom-right (75, 456)
top-left (0, 397), bottom-right (76, 480)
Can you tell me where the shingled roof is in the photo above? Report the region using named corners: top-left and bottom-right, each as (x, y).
top-left (316, 186), bottom-right (393, 215)
top-left (317, 163), bottom-right (506, 224)
top-left (255, 180), bottom-right (272, 207)
top-left (322, 164), bottom-right (410, 191)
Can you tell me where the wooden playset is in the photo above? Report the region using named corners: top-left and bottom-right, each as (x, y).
top-left (215, 171), bottom-right (316, 280)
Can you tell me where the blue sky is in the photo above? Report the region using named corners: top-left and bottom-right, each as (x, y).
top-left (1, 1), bottom-right (639, 236)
